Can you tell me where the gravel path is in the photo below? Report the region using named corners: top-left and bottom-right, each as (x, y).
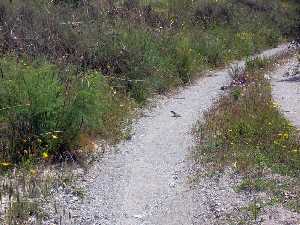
top-left (271, 57), bottom-right (300, 128)
top-left (49, 45), bottom-right (289, 225)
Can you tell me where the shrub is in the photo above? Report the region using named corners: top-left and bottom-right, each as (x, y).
top-left (0, 57), bottom-right (129, 162)
top-left (195, 30), bottom-right (228, 66)
top-left (233, 31), bottom-right (255, 57)
top-left (194, 58), bottom-right (300, 176)
top-left (171, 34), bottom-right (196, 83)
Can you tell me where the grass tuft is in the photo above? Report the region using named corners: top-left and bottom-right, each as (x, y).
top-left (193, 56), bottom-right (300, 218)
top-left (0, 57), bottom-right (132, 163)
top-left (194, 57), bottom-right (300, 176)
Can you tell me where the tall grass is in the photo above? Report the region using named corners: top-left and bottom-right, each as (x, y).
top-left (0, 0), bottom-right (299, 104)
top-left (0, 57), bottom-right (132, 163)
top-left (194, 57), bottom-right (300, 176)
top-left (192, 56), bottom-right (300, 218)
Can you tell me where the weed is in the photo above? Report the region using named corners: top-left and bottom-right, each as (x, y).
top-left (237, 176), bottom-right (300, 213)
top-left (237, 178), bottom-right (276, 193)
top-left (246, 200), bottom-right (263, 221)
top-left (6, 200), bottom-right (44, 225)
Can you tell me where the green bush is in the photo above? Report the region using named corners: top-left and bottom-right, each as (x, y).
top-left (195, 30), bottom-right (228, 66)
top-left (0, 57), bottom-right (127, 162)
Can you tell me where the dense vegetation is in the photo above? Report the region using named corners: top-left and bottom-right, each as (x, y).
top-left (0, 0), bottom-right (299, 164)
top-left (0, 57), bottom-right (132, 163)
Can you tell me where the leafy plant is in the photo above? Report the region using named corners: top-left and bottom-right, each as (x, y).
top-left (0, 57), bottom-right (130, 162)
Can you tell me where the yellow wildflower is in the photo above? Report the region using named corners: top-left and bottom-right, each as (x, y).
top-left (30, 169), bottom-right (37, 176)
top-left (283, 133), bottom-right (289, 139)
top-left (272, 102), bottom-right (279, 108)
top-left (0, 162), bottom-right (12, 167)
top-left (42, 151), bottom-right (49, 160)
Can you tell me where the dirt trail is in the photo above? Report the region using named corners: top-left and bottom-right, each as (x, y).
top-left (271, 57), bottom-right (300, 129)
top-left (49, 45), bottom-right (289, 225)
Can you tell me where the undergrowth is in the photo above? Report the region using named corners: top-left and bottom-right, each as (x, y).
top-left (194, 57), bottom-right (300, 176)
top-left (193, 56), bottom-right (300, 218)
top-left (0, 57), bottom-right (132, 164)
top-left (0, 0), bottom-right (299, 103)
top-left (0, 0), bottom-right (297, 167)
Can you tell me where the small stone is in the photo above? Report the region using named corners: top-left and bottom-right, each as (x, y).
top-left (133, 214), bottom-right (144, 220)
top-left (169, 181), bottom-right (176, 188)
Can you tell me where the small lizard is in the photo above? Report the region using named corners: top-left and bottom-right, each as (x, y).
top-left (170, 111), bottom-right (181, 117)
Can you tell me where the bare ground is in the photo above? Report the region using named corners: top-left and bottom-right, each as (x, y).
top-left (271, 56), bottom-right (300, 129)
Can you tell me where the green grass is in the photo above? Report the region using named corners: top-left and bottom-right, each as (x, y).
top-left (193, 56), bottom-right (300, 219)
top-left (2, 0), bottom-right (295, 161)
top-left (194, 57), bottom-right (300, 176)
top-left (0, 0), bottom-right (299, 105)
top-left (237, 176), bottom-right (299, 212)
top-left (0, 57), bottom-right (132, 163)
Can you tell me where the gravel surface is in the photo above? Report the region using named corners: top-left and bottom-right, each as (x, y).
top-left (46, 45), bottom-right (291, 225)
top-left (271, 56), bottom-right (300, 128)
